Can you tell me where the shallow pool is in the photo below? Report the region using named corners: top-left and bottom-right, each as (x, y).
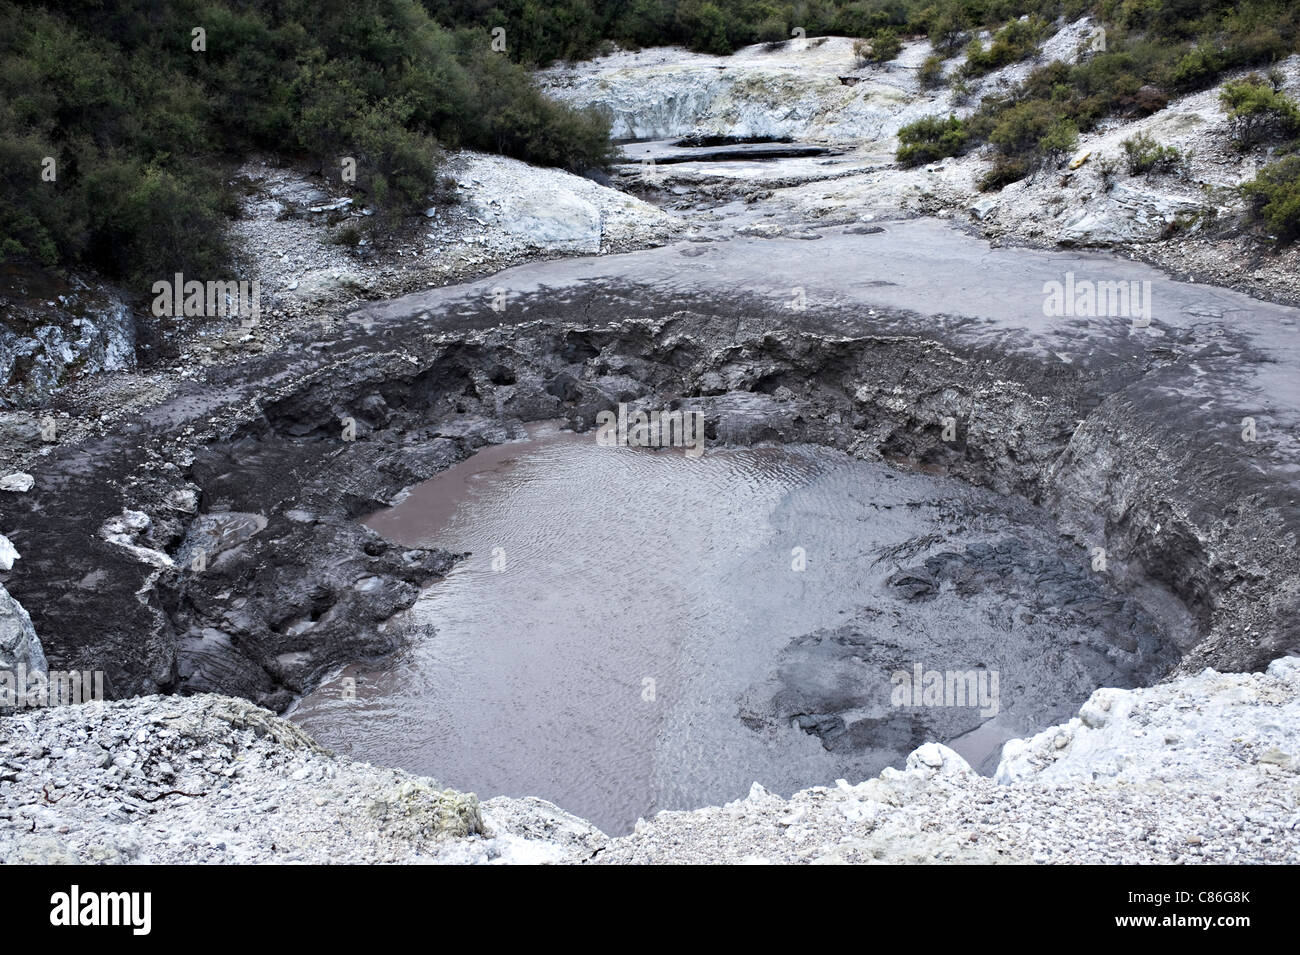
top-left (291, 422), bottom-right (1178, 834)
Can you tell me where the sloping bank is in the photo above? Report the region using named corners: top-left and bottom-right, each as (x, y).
top-left (3, 659), bottom-right (1297, 863)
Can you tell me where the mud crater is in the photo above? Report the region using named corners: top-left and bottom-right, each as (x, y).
top-left (10, 281), bottom-right (1284, 809)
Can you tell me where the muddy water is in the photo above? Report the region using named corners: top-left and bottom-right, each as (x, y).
top-left (292, 422), bottom-right (1177, 835)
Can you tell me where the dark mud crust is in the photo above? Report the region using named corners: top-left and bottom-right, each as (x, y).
top-left (2, 279), bottom-right (1296, 709)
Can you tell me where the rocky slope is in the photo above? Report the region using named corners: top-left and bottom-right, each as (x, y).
top-left (4, 658), bottom-right (1296, 864)
top-left (0, 270), bottom-right (136, 411)
top-left (0, 150), bottom-right (681, 477)
top-left (543, 26), bottom-right (1300, 306)
top-left (229, 150), bottom-right (682, 320)
top-left (0, 694), bottom-right (601, 864)
top-left (538, 22), bottom-right (1098, 143)
top-left (598, 656), bottom-right (1300, 864)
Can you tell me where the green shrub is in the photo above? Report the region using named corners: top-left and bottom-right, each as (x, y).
top-left (754, 15), bottom-right (789, 44)
top-left (962, 17), bottom-right (1047, 77)
top-left (896, 114), bottom-right (970, 166)
top-left (988, 101), bottom-right (1079, 166)
top-left (919, 55), bottom-right (946, 88)
top-left (1170, 44), bottom-right (1223, 91)
top-left (675, 0), bottom-right (735, 55)
top-left (1220, 75), bottom-right (1300, 150)
top-left (978, 157), bottom-right (1031, 191)
top-left (1241, 154), bottom-right (1300, 242)
top-left (84, 161), bottom-right (235, 289)
top-left (1121, 132), bottom-right (1186, 175)
top-left (0, 0), bottom-right (616, 286)
top-left (962, 98), bottom-right (1079, 190)
top-left (855, 28), bottom-right (903, 65)
top-left (1036, 119), bottom-right (1081, 163)
top-left (6, 0), bottom-right (1300, 284)
top-left (927, 7), bottom-right (970, 58)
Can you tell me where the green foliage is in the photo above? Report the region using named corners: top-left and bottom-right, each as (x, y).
top-left (855, 28), bottom-right (903, 65)
top-left (987, 101), bottom-right (1079, 164)
top-left (920, 1), bottom-right (1300, 191)
top-left (422, 0), bottom-right (1300, 74)
top-left (956, 100), bottom-right (1079, 188)
top-left (1169, 44), bottom-right (1222, 90)
top-left (457, 38), bottom-right (617, 170)
top-left (978, 157), bottom-right (1031, 191)
top-left (927, 6), bottom-right (970, 58)
top-left (675, 0), bottom-right (736, 55)
top-left (961, 17), bottom-right (1048, 78)
top-left (8, 0), bottom-right (1300, 279)
top-left (1121, 131), bottom-right (1186, 174)
top-left (0, 0), bottom-right (613, 286)
top-left (919, 54), bottom-right (946, 88)
top-left (1240, 154), bottom-right (1300, 242)
top-left (896, 114), bottom-right (970, 166)
top-left (1220, 75), bottom-right (1300, 150)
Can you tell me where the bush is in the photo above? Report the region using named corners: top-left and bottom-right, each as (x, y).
top-left (754, 16), bottom-right (789, 44)
top-left (7, 0), bottom-right (1300, 283)
top-left (927, 8), bottom-right (970, 58)
top-left (964, 97), bottom-right (1078, 191)
top-left (987, 101), bottom-right (1079, 166)
top-left (1098, 155), bottom-right (1120, 191)
top-left (1117, 85), bottom-right (1170, 117)
top-left (1170, 44), bottom-right (1223, 91)
top-left (1220, 75), bottom-right (1300, 150)
top-left (1241, 154), bottom-right (1300, 242)
top-left (978, 157), bottom-right (1031, 191)
top-left (919, 55), bottom-right (946, 89)
top-left (0, 0), bottom-right (617, 286)
top-left (896, 114), bottom-right (970, 166)
top-left (855, 29), bottom-right (903, 66)
top-left (674, 0), bottom-right (734, 55)
top-left (962, 17), bottom-right (1047, 77)
top-left (85, 162), bottom-right (235, 289)
top-left (1121, 132), bottom-right (1186, 175)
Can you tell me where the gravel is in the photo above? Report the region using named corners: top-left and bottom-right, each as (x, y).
top-left (0, 694), bottom-right (601, 864)
top-left (3, 659), bottom-right (1297, 864)
top-left (596, 657), bottom-right (1300, 864)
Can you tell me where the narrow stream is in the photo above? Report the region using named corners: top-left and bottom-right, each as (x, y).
top-left (291, 420), bottom-right (1179, 834)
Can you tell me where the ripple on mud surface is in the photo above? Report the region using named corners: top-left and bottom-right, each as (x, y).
top-left (292, 423), bottom-right (1178, 835)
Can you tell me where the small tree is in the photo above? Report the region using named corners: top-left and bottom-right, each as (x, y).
top-left (928, 8), bottom-right (969, 59)
top-left (896, 114), bottom-right (970, 166)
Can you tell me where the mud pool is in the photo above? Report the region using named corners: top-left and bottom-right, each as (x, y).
top-left (288, 421), bottom-right (1184, 835)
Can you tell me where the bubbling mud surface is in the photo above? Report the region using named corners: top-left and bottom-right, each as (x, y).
top-left (291, 421), bottom-right (1184, 835)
